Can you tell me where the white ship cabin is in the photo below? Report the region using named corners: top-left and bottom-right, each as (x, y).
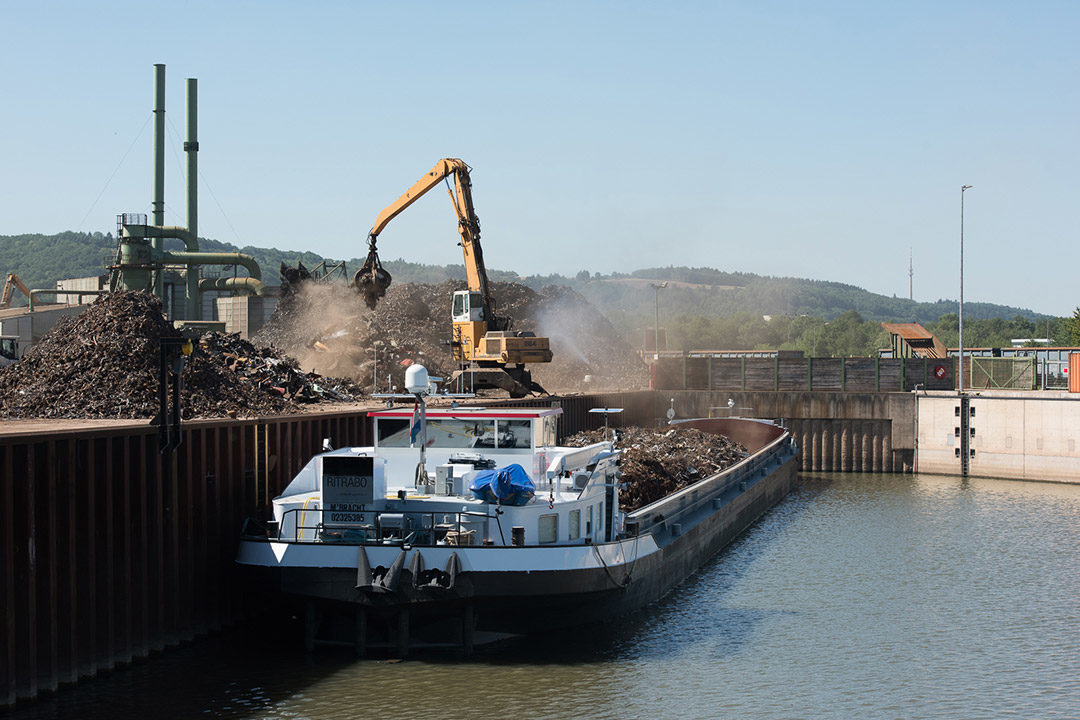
top-left (269, 406), bottom-right (623, 548)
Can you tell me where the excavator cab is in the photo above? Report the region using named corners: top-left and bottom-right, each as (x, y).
top-left (0, 336), bottom-right (18, 368)
top-left (451, 291), bottom-right (485, 322)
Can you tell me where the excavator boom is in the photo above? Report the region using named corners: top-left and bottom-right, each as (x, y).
top-left (0, 274), bottom-right (31, 309)
top-left (353, 158), bottom-right (552, 396)
top-left (354, 158), bottom-right (495, 317)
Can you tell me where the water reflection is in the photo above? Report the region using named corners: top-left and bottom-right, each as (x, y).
top-left (10, 473), bottom-right (1080, 720)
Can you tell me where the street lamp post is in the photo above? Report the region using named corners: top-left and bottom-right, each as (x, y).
top-left (959, 185), bottom-right (973, 393)
top-left (372, 340), bottom-right (383, 394)
top-left (649, 282), bottom-right (668, 361)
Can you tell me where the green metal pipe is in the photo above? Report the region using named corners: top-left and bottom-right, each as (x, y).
top-left (185, 77), bottom-right (200, 320)
top-left (28, 289), bottom-right (108, 312)
top-left (153, 63), bottom-right (166, 298)
top-left (197, 277), bottom-right (268, 296)
top-left (162, 251), bottom-right (263, 281)
top-left (122, 224), bottom-right (198, 252)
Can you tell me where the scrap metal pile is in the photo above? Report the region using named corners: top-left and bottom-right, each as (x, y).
top-left (564, 426), bottom-right (748, 512)
top-left (255, 280), bottom-right (649, 394)
top-left (0, 291), bottom-right (363, 420)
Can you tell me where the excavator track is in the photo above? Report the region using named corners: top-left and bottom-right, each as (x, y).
top-left (449, 366), bottom-right (546, 399)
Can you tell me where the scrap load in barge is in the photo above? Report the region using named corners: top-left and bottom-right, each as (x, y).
top-left (236, 377), bottom-right (799, 654)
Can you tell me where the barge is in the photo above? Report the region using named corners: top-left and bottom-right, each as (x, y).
top-left (237, 377), bottom-right (799, 654)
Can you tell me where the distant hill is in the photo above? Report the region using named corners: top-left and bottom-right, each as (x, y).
top-left (565, 268), bottom-right (1044, 330)
top-left (0, 233), bottom-right (1047, 329)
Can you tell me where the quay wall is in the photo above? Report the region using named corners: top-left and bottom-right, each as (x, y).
top-left (917, 391), bottom-right (1080, 482)
top-left (0, 411), bottom-right (370, 707)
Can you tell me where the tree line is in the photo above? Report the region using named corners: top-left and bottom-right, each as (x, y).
top-left (662, 310), bottom-right (1080, 357)
top-left (3, 232), bottom-right (1077, 354)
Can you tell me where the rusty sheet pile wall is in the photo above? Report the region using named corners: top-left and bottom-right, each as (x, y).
top-left (0, 412), bottom-right (370, 706)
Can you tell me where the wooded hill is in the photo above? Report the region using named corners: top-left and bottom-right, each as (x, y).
top-left (2, 231), bottom-right (1065, 356)
top-left (0, 231), bottom-right (1042, 322)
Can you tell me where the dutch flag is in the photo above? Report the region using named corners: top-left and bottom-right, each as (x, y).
top-left (410, 400), bottom-right (423, 446)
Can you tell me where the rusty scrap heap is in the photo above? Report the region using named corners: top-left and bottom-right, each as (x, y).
top-left (0, 291), bottom-right (363, 420)
top-left (564, 426), bottom-right (748, 512)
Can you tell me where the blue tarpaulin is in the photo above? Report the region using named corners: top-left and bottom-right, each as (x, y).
top-left (469, 464), bottom-right (535, 506)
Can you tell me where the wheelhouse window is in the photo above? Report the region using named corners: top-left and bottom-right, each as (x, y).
top-left (568, 509), bottom-right (581, 541)
top-left (498, 420), bottom-right (532, 449)
top-left (377, 419), bottom-right (411, 447)
top-left (539, 514), bottom-right (558, 544)
top-left (541, 416), bottom-right (557, 447)
top-left (378, 416), bottom-right (540, 450)
top-left (429, 419), bottom-right (497, 448)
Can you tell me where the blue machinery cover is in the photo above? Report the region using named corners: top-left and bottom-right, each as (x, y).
top-left (469, 464), bottom-right (536, 506)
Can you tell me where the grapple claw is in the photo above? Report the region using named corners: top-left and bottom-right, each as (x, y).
top-left (352, 237), bottom-right (392, 310)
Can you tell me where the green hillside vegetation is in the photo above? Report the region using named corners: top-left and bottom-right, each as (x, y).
top-left (1, 232), bottom-right (1072, 357)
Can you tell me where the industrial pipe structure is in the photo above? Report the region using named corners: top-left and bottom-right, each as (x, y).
top-left (153, 63), bottom-right (166, 299)
top-left (185, 76), bottom-right (201, 315)
top-left (198, 277), bottom-right (267, 295)
top-left (111, 65), bottom-right (267, 319)
top-left (28, 289), bottom-right (109, 312)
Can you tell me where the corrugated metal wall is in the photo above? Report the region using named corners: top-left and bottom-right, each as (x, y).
top-left (0, 411), bottom-right (371, 706)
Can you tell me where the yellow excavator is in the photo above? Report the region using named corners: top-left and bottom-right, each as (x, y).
top-left (0, 273), bottom-right (31, 309)
top-left (352, 158), bottom-right (552, 397)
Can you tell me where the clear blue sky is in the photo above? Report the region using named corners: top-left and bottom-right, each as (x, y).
top-left (3, 1), bottom-right (1077, 315)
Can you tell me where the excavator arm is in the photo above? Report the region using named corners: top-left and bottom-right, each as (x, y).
top-left (353, 158), bottom-right (551, 397)
top-left (0, 274), bottom-right (31, 309)
top-left (353, 158), bottom-right (494, 318)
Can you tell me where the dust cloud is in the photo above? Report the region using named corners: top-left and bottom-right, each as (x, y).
top-left (254, 282), bottom-right (376, 386)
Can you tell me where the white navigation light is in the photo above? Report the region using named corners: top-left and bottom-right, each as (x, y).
top-left (405, 364), bottom-right (430, 394)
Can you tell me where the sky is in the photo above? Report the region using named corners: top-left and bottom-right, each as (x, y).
top-left (2, 1), bottom-right (1078, 315)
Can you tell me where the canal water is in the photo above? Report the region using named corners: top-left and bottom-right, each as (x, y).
top-left (11, 473), bottom-right (1080, 719)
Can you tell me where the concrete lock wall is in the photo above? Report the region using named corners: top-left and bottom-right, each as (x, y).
top-left (917, 391), bottom-right (1080, 482)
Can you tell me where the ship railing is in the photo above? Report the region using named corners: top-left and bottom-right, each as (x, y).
top-left (625, 431), bottom-right (796, 538)
top-left (253, 508), bottom-right (497, 547)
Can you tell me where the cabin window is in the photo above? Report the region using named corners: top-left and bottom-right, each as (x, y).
top-left (452, 293), bottom-right (466, 319)
top-left (497, 420), bottom-right (532, 449)
top-left (586, 505), bottom-right (593, 536)
top-left (378, 418), bottom-right (500, 449)
top-left (539, 514), bottom-right (558, 544)
top-left (597, 501), bottom-right (604, 535)
top-left (568, 509), bottom-right (581, 540)
top-left (429, 419), bottom-right (497, 448)
top-left (377, 419), bottom-right (411, 447)
top-left (541, 417), bottom-right (557, 447)
top-left (469, 292), bottom-right (484, 319)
